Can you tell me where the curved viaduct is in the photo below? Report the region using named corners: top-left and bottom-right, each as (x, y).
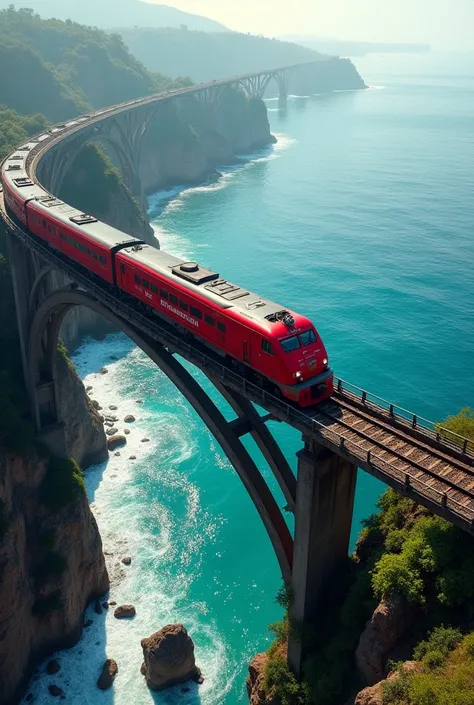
top-left (1, 64), bottom-right (474, 675)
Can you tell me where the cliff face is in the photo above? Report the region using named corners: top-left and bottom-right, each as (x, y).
top-left (139, 92), bottom-right (276, 196)
top-left (56, 348), bottom-right (108, 467)
top-left (290, 57), bottom-right (367, 94)
top-left (0, 450), bottom-right (109, 705)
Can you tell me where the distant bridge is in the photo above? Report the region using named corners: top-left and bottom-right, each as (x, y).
top-left (1, 64), bottom-right (472, 676)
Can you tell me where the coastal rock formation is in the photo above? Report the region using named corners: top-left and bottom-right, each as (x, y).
top-left (56, 350), bottom-right (107, 467)
top-left (354, 662), bottom-right (421, 705)
top-left (107, 435), bottom-right (127, 451)
top-left (0, 450), bottom-right (109, 705)
top-left (139, 93), bottom-right (276, 197)
top-left (97, 659), bottom-right (118, 690)
top-left (114, 604), bottom-right (136, 619)
top-left (247, 652), bottom-right (281, 705)
top-left (140, 624), bottom-right (200, 691)
top-left (355, 594), bottom-right (410, 685)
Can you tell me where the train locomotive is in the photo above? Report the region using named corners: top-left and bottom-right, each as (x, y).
top-left (1, 139), bottom-right (334, 408)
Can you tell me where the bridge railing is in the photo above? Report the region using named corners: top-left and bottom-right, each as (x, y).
top-left (334, 377), bottom-right (474, 457)
top-left (2, 210), bottom-right (474, 530)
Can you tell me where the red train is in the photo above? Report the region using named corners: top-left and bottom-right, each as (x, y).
top-left (1, 140), bottom-right (333, 408)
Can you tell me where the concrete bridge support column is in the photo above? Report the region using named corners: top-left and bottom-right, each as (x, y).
top-left (288, 442), bottom-right (357, 676)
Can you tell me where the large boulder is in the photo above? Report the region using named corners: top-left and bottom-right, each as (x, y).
top-left (140, 624), bottom-right (200, 691)
top-left (97, 659), bottom-right (118, 690)
top-left (114, 605), bottom-right (136, 619)
top-left (355, 595), bottom-right (412, 685)
top-left (107, 435), bottom-right (126, 451)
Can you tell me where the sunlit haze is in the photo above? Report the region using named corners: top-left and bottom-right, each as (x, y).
top-left (147, 0), bottom-right (474, 49)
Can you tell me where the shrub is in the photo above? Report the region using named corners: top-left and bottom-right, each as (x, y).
top-left (264, 650), bottom-right (305, 705)
top-left (382, 667), bottom-right (411, 704)
top-left (372, 552), bottom-right (425, 604)
top-left (413, 626), bottom-right (462, 661)
top-left (40, 456), bottom-right (85, 510)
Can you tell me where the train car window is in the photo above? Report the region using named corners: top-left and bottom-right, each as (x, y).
top-left (92, 252), bottom-right (98, 261)
top-left (134, 274), bottom-right (141, 284)
top-left (120, 264), bottom-right (126, 274)
top-left (160, 289), bottom-right (168, 300)
top-left (190, 306), bottom-right (202, 320)
top-left (204, 314), bottom-right (215, 326)
top-left (217, 322), bottom-right (226, 333)
top-left (99, 256), bottom-right (106, 265)
top-left (170, 294), bottom-right (178, 305)
top-left (281, 336), bottom-right (301, 353)
top-left (262, 339), bottom-right (274, 355)
top-left (42, 220), bottom-right (46, 228)
top-left (151, 284), bottom-right (158, 294)
top-left (179, 300), bottom-right (188, 312)
top-left (300, 330), bottom-right (317, 346)
top-left (142, 279), bottom-right (150, 290)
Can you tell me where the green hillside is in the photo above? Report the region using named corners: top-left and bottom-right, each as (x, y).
top-left (0, 7), bottom-right (190, 124)
top-left (0, 0), bottom-right (227, 31)
top-left (117, 27), bottom-right (325, 82)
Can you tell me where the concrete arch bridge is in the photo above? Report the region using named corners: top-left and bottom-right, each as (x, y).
top-left (1, 64), bottom-right (473, 674)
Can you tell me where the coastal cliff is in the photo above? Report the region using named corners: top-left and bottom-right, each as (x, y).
top-left (0, 226), bottom-right (109, 705)
top-left (139, 91), bottom-right (276, 196)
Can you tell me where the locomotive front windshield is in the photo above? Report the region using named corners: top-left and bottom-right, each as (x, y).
top-left (280, 329), bottom-right (318, 353)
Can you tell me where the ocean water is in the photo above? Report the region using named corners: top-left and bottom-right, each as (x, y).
top-left (27, 53), bottom-right (474, 704)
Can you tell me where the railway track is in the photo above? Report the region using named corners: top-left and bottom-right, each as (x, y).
top-left (311, 390), bottom-right (474, 522)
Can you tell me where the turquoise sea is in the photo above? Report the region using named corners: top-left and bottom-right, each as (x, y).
top-left (27, 52), bottom-right (474, 704)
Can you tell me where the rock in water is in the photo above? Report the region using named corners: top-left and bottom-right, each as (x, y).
top-left (46, 659), bottom-right (61, 675)
top-left (97, 659), bottom-right (118, 690)
top-left (124, 415), bottom-right (135, 423)
top-left (114, 604), bottom-right (136, 619)
top-left (107, 435), bottom-right (126, 451)
top-left (140, 624), bottom-right (200, 691)
top-left (121, 556), bottom-right (132, 565)
top-left (48, 684), bottom-right (64, 697)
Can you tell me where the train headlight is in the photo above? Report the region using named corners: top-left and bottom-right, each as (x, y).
top-left (294, 371), bottom-right (303, 381)
top-left (323, 358), bottom-right (328, 366)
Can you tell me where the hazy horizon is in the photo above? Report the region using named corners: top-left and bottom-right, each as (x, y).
top-left (146, 0), bottom-right (474, 51)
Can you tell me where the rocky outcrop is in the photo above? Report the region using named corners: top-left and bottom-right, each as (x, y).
top-left (97, 659), bottom-right (118, 690)
top-left (354, 662), bottom-right (421, 705)
top-left (139, 93), bottom-right (276, 197)
top-left (56, 351), bottom-right (107, 467)
top-left (140, 624), bottom-right (200, 691)
top-left (355, 594), bottom-right (411, 686)
top-left (114, 604), bottom-right (136, 619)
top-left (246, 652), bottom-right (281, 705)
top-left (107, 435), bottom-right (127, 451)
top-left (0, 450), bottom-right (109, 705)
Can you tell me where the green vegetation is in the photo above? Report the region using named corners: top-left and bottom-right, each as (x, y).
top-left (0, 0), bottom-right (228, 33)
top-left (383, 629), bottom-right (474, 705)
top-left (40, 456), bottom-right (85, 510)
top-left (0, 106), bottom-right (49, 160)
top-left (261, 409), bottom-right (474, 705)
top-left (32, 590), bottom-right (62, 616)
top-left (0, 7), bottom-right (190, 122)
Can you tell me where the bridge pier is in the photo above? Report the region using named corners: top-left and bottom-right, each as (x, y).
top-left (288, 442), bottom-right (357, 676)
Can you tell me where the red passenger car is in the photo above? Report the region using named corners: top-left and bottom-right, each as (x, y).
top-left (26, 197), bottom-right (143, 284)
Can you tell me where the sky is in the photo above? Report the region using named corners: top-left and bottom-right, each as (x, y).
top-left (148, 0), bottom-right (474, 49)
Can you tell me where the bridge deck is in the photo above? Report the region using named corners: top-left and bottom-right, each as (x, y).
top-left (2, 147), bottom-right (473, 537)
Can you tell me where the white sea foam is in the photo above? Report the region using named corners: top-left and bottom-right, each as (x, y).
top-left (146, 133), bottom-right (295, 230)
top-left (24, 335), bottom-right (239, 705)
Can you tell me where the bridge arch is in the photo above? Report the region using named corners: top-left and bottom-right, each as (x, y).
top-left (28, 288), bottom-right (294, 581)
